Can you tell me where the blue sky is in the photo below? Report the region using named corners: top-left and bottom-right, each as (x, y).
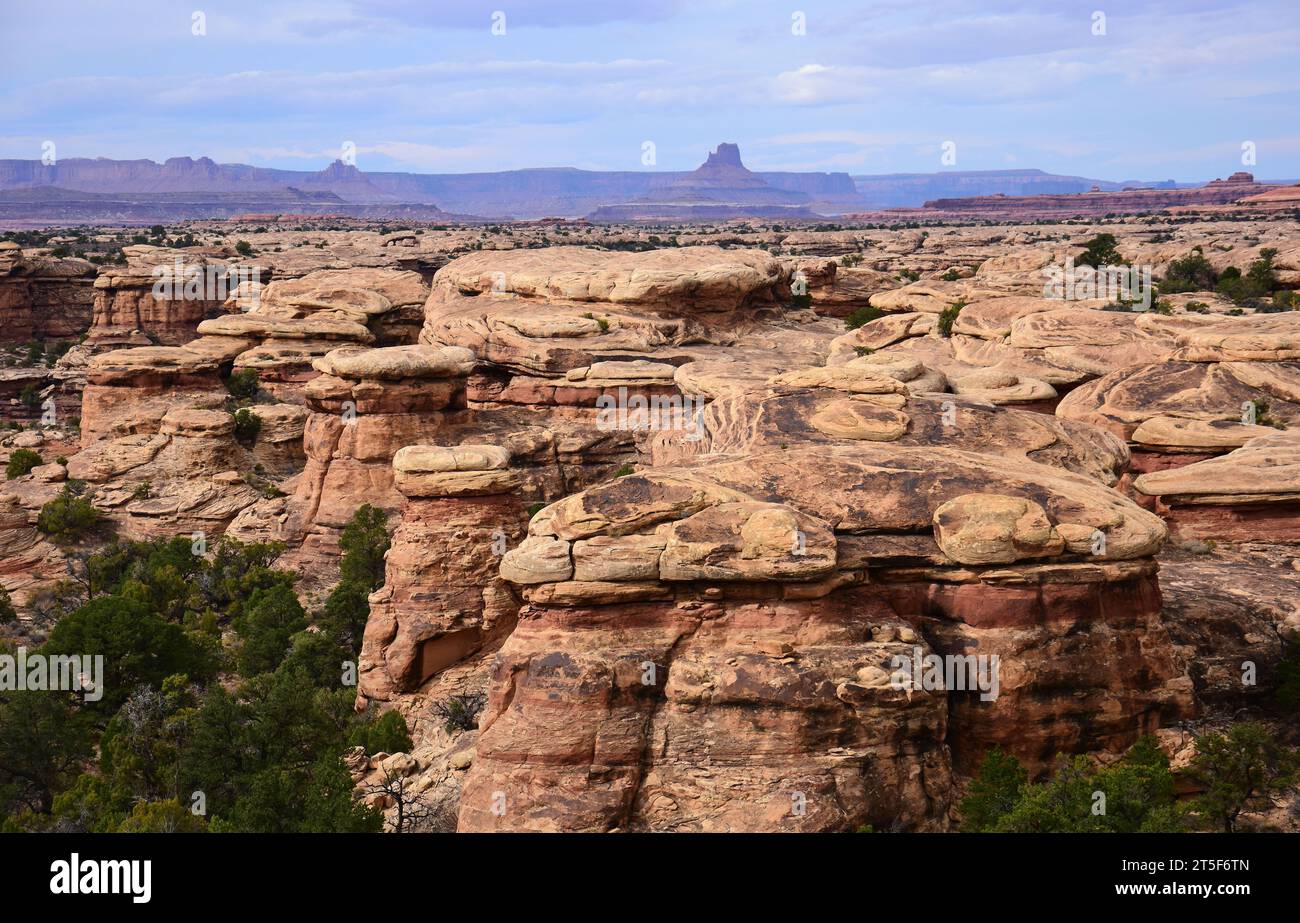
top-left (1, 0), bottom-right (1297, 180)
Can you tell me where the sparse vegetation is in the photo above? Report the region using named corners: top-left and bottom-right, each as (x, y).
top-left (224, 368), bottom-right (260, 403)
top-left (937, 298), bottom-right (968, 337)
top-left (6, 448), bottom-right (43, 479)
top-left (1159, 246), bottom-right (1218, 293)
top-left (36, 486), bottom-right (103, 543)
top-left (962, 725), bottom-right (1297, 833)
top-left (432, 693), bottom-right (487, 734)
top-left (1247, 398), bottom-right (1287, 430)
top-left (233, 408), bottom-right (262, 443)
top-left (1075, 232), bottom-right (1125, 268)
top-left (845, 305), bottom-right (883, 330)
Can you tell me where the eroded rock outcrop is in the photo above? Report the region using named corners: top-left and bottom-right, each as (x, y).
top-left (192, 267), bottom-right (431, 403)
top-left (458, 445), bottom-right (1190, 832)
top-left (228, 344), bottom-right (474, 591)
top-left (358, 444), bottom-right (527, 702)
top-left (1057, 313), bottom-right (1300, 533)
top-left (1132, 430), bottom-right (1300, 541)
top-left (0, 243), bottom-right (95, 342)
top-left (88, 246), bottom-right (232, 346)
top-left (81, 346), bottom-right (227, 444)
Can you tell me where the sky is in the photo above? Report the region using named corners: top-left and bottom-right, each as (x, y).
top-left (1, 0), bottom-right (1298, 181)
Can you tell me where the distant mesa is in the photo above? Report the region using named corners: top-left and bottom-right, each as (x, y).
top-left (586, 143), bottom-right (823, 221)
top-left (0, 148), bottom-right (1289, 227)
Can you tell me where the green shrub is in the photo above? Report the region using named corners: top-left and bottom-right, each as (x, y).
top-left (18, 383), bottom-right (42, 408)
top-left (233, 583), bottom-right (307, 676)
top-left (959, 747), bottom-right (1027, 832)
top-left (338, 505), bottom-right (390, 588)
top-left (45, 595), bottom-right (215, 711)
top-left (1278, 641), bottom-right (1300, 714)
top-left (6, 448), bottom-right (43, 479)
top-left (233, 408), bottom-right (262, 443)
top-left (234, 240), bottom-right (254, 257)
top-left (36, 487), bottom-right (102, 543)
top-left (349, 709), bottom-right (413, 755)
top-left (1075, 232), bottom-right (1124, 268)
top-left (1187, 722), bottom-right (1298, 832)
top-left (224, 369), bottom-right (260, 403)
top-left (937, 299), bottom-right (968, 337)
top-left (0, 585), bottom-right (15, 624)
top-left (844, 305), bottom-right (882, 330)
top-left (964, 735), bottom-right (1185, 832)
top-left (1160, 247), bottom-right (1217, 293)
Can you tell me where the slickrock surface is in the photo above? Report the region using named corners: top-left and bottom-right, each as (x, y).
top-left (420, 246), bottom-right (789, 391)
top-left (834, 299), bottom-right (1211, 391)
top-left (651, 361), bottom-right (1130, 486)
top-left (1058, 316), bottom-right (1300, 445)
top-left (194, 267), bottom-right (430, 401)
top-left (1132, 431), bottom-right (1300, 540)
top-left (1056, 313), bottom-right (1300, 540)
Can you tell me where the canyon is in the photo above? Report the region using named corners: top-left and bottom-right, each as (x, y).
top-left (2, 206), bottom-right (1299, 832)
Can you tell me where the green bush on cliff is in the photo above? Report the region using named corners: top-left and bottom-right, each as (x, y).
top-left (6, 448), bottom-right (43, 479)
top-left (36, 486), bottom-right (103, 543)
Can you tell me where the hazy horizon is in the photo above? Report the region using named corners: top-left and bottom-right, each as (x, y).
top-left (2, 0), bottom-right (1298, 181)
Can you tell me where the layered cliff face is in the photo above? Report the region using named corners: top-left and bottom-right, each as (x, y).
top-left (358, 444), bottom-right (527, 702)
top-left (0, 243), bottom-right (95, 343)
top-left (80, 346), bottom-right (228, 444)
top-left (228, 344), bottom-right (475, 593)
top-left (458, 435), bottom-right (1187, 831)
top-left (87, 246), bottom-right (234, 346)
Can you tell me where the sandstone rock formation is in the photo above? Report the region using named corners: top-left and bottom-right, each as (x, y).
top-left (0, 242), bottom-right (95, 342)
top-left (88, 246), bottom-right (232, 346)
top-left (6, 222), bottom-right (1298, 835)
top-left (458, 442), bottom-right (1189, 831)
top-left (1057, 313), bottom-right (1300, 520)
top-left (358, 444), bottom-right (527, 701)
top-left (1132, 430), bottom-right (1300, 541)
top-left (192, 267), bottom-right (431, 402)
top-left (228, 344), bottom-right (474, 592)
top-left (80, 346), bottom-right (227, 444)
